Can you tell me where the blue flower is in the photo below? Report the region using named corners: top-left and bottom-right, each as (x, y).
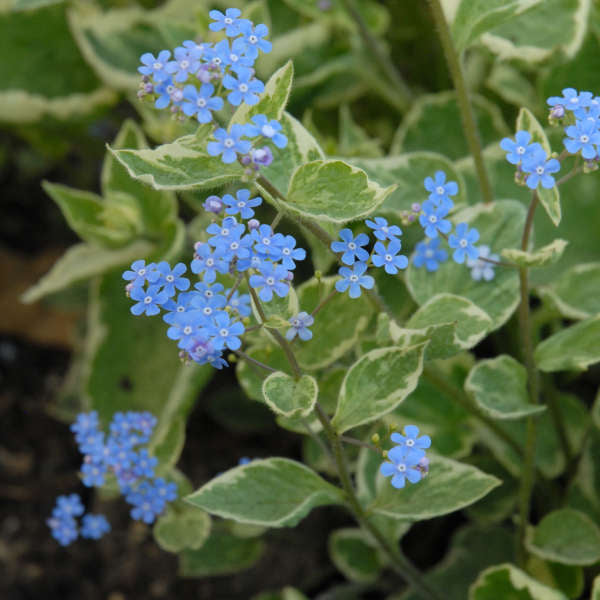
top-left (249, 262), bottom-right (290, 302)
top-left (181, 83), bottom-right (223, 123)
top-left (155, 261), bottom-right (190, 297)
top-left (53, 493), bottom-right (85, 518)
top-left (251, 224), bottom-right (285, 260)
top-left (380, 446), bottom-right (425, 489)
top-left (153, 478), bottom-right (178, 503)
top-left (227, 37), bottom-right (255, 73)
top-left (222, 71), bottom-right (265, 106)
top-left (390, 425), bottom-right (431, 452)
top-left (70, 411), bottom-right (99, 441)
top-left (500, 130), bottom-right (542, 165)
top-left (207, 125), bottom-right (252, 163)
top-left (122, 260), bottom-right (158, 286)
top-left (129, 284), bottom-right (169, 316)
top-left (191, 244), bottom-right (230, 283)
top-left (448, 223), bottom-right (479, 264)
top-left (138, 50), bottom-right (171, 81)
top-left (81, 462), bottom-right (107, 487)
top-left (423, 171), bottom-right (458, 208)
top-left (413, 238), bottom-right (448, 272)
top-left (208, 8), bottom-right (248, 37)
top-left (132, 449), bottom-right (158, 479)
top-left (522, 149), bottom-right (560, 190)
top-left (279, 235), bottom-right (306, 270)
top-left (563, 119), bottom-right (600, 159)
top-left (419, 201), bottom-right (452, 238)
top-left (47, 514), bottom-right (78, 546)
top-left (206, 216), bottom-right (246, 250)
top-left (244, 114), bottom-right (287, 148)
top-left (466, 245), bottom-right (499, 282)
top-left (166, 311), bottom-right (208, 349)
top-left (127, 481), bottom-right (166, 524)
top-left (371, 240), bottom-right (408, 274)
top-left (547, 88), bottom-right (593, 113)
top-left (165, 45), bottom-right (201, 82)
top-left (365, 216), bottom-right (402, 241)
top-left (207, 311), bottom-right (245, 351)
top-left (189, 294), bottom-right (227, 320)
top-left (331, 229), bottom-right (370, 265)
top-left (154, 78), bottom-right (177, 110)
top-left (223, 189), bottom-right (262, 219)
top-left (240, 23), bottom-right (272, 59)
top-left (335, 262), bottom-right (374, 298)
top-left (162, 292), bottom-right (194, 325)
top-left (285, 312), bottom-right (314, 341)
top-left (80, 514), bottom-right (111, 540)
top-left (227, 291), bottom-right (251, 317)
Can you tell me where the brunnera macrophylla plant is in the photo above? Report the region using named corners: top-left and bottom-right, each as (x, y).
top-left (31, 2), bottom-right (600, 599)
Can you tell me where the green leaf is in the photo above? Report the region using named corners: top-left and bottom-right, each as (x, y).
top-left (102, 119), bottom-right (176, 235)
top-left (406, 200), bottom-right (525, 331)
top-left (469, 564), bottom-right (569, 600)
top-left (391, 92), bottom-right (509, 160)
top-left (85, 270), bottom-right (213, 467)
top-left (231, 60), bottom-right (293, 125)
top-left (592, 574), bottom-right (600, 600)
top-left (262, 372), bottom-right (318, 418)
top-left (481, 0), bottom-right (591, 64)
top-left (485, 63), bottom-right (538, 112)
top-left (516, 108), bottom-right (561, 226)
top-left (179, 528), bottom-right (265, 577)
top-left (0, 3), bottom-right (114, 123)
top-left (110, 126), bottom-right (244, 191)
top-left (13, 0), bottom-right (64, 9)
top-left (525, 509), bottom-right (600, 566)
top-left (42, 182), bottom-right (138, 247)
top-left (332, 343), bottom-right (427, 434)
top-left (445, 0), bottom-right (543, 53)
top-left (258, 111), bottom-right (324, 194)
top-left (535, 316), bottom-right (600, 372)
top-left (370, 454), bottom-right (500, 520)
top-left (153, 505), bottom-right (211, 553)
top-left (294, 276), bottom-right (374, 370)
top-left (236, 344), bottom-right (292, 402)
top-left (401, 524), bottom-right (514, 600)
top-left (338, 105), bottom-right (383, 158)
top-left (185, 458), bottom-right (343, 527)
top-left (403, 293), bottom-right (492, 359)
top-left (538, 262), bottom-right (600, 320)
top-left (465, 355), bottom-right (546, 419)
top-left (502, 240), bottom-right (568, 268)
top-left (526, 557), bottom-right (584, 599)
top-left (328, 529), bottom-right (384, 583)
top-left (68, 3), bottom-right (198, 91)
top-left (281, 159), bottom-right (395, 223)
top-left (348, 152), bottom-right (467, 219)
top-left (251, 284), bottom-right (299, 327)
top-left (21, 240), bottom-right (152, 303)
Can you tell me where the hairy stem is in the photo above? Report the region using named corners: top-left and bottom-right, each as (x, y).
top-left (339, 0), bottom-right (411, 111)
top-left (516, 191), bottom-right (541, 567)
top-left (234, 350), bottom-right (277, 373)
top-left (427, 0), bottom-right (493, 204)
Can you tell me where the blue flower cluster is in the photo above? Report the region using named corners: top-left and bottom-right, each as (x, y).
top-left (47, 493), bottom-right (110, 546)
top-left (48, 411), bottom-right (176, 546)
top-left (124, 190), bottom-right (307, 368)
top-left (330, 217), bottom-right (408, 298)
top-left (500, 130), bottom-right (561, 190)
top-left (137, 10), bottom-right (287, 168)
top-left (548, 88), bottom-right (600, 162)
top-left (380, 425), bottom-right (431, 489)
top-left (73, 411), bottom-right (177, 524)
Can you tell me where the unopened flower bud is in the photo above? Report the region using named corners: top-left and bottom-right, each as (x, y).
top-left (144, 83), bottom-right (154, 94)
top-left (247, 218), bottom-right (260, 230)
top-left (549, 104), bottom-right (565, 120)
top-left (407, 213), bottom-right (416, 223)
top-left (203, 195), bottom-right (223, 214)
top-left (411, 202), bottom-right (421, 213)
top-left (371, 433), bottom-right (380, 445)
top-left (286, 271), bottom-right (294, 281)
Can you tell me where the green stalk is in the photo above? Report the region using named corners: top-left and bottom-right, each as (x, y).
top-left (515, 191), bottom-right (541, 567)
top-left (427, 0), bottom-right (493, 204)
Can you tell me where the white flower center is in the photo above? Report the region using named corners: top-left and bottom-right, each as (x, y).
top-left (536, 166), bottom-right (545, 175)
top-left (177, 306), bottom-right (185, 313)
top-left (224, 17), bottom-right (233, 24)
top-left (180, 60), bottom-right (189, 69)
top-left (166, 275), bottom-right (174, 282)
top-left (262, 238), bottom-right (270, 245)
top-left (220, 328), bottom-right (229, 337)
top-left (282, 248), bottom-right (291, 255)
top-left (436, 186), bottom-right (444, 195)
top-left (230, 241), bottom-right (239, 250)
top-left (203, 307), bottom-right (212, 315)
top-left (249, 35), bottom-right (258, 44)
top-left (425, 249), bottom-right (434, 258)
top-left (266, 277), bottom-right (275, 285)
top-left (224, 138), bottom-right (234, 148)
top-left (349, 275), bottom-right (359, 282)
top-left (581, 134), bottom-right (589, 143)
top-left (144, 296), bottom-right (152, 304)
top-left (239, 83), bottom-right (249, 93)
top-left (429, 215), bottom-right (437, 224)
top-left (230, 54), bottom-right (239, 62)
top-left (262, 124), bottom-right (275, 137)
top-left (184, 326), bottom-right (192, 335)
top-left (205, 291), bottom-right (213, 298)
top-left (348, 242), bottom-right (356, 250)
top-left (406, 439), bottom-right (415, 447)
top-left (385, 254), bottom-right (393, 262)
top-left (213, 57), bottom-right (222, 66)
top-left (166, 85), bottom-right (175, 94)
top-left (197, 98), bottom-right (207, 107)
top-left (138, 268), bottom-right (146, 276)
top-left (381, 226), bottom-right (388, 233)
top-left (292, 319), bottom-right (300, 327)
top-left (397, 464), bottom-right (406, 472)
top-left (238, 201), bottom-right (246, 207)
top-left (221, 228), bottom-right (229, 236)
top-left (153, 62), bottom-right (162, 70)
top-left (206, 258), bottom-right (214, 267)
top-left (517, 146), bottom-right (525, 155)
top-left (459, 239), bottom-right (468, 248)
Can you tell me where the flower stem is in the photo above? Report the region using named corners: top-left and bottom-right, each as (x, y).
top-left (427, 0), bottom-right (493, 204)
top-left (339, 0), bottom-right (412, 111)
top-left (234, 350), bottom-right (277, 373)
top-left (515, 191), bottom-right (541, 567)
